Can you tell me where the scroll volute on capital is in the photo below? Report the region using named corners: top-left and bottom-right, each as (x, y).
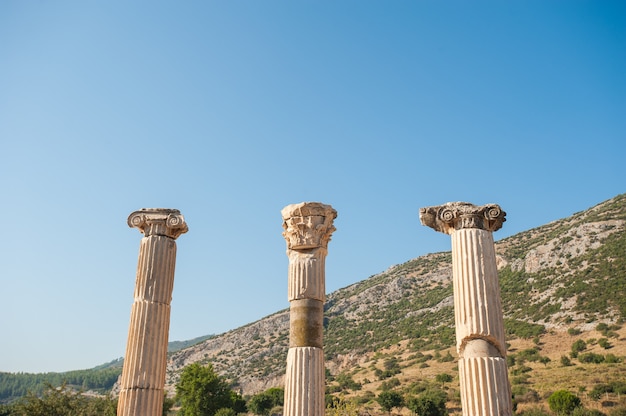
top-left (420, 202), bottom-right (506, 234)
top-left (128, 208), bottom-right (189, 239)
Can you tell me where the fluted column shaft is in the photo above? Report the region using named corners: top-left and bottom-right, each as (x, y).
top-left (452, 228), bottom-right (511, 416)
top-left (281, 202), bottom-right (336, 416)
top-left (420, 202), bottom-right (512, 416)
top-left (118, 209), bottom-right (188, 416)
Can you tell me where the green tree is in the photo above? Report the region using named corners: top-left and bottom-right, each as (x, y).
top-left (548, 390), bottom-right (582, 415)
top-left (335, 373), bottom-right (362, 391)
top-left (247, 387), bottom-right (284, 415)
top-left (264, 387), bottom-right (284, 407)
top-left (578, 353), bottom-right (605, 364)
top-left (380, 378), bottom-right (401, 391)
top-left (176, 363), bottom-right (233, 416)
top-left (571, 340), bottom-right (587, 358)
top-left (269, 405), bottom-right (283, 416)
top-left (326, 397), bottom-right (359, 416)
top-left (8, 383), bottom-right (117, 416)
top-left (435, 373), bottom-right (453, 385)
top-left (407, 388), bottom-right (448, 416)
top-left (229, 390), bottom-right (247, 414)
top-left (214, 409), bottom-right (237, 416)
top-left (163, 394), bottom-right (175, 415)
top-left (248, 393), bottom-right (273, 416)
top-left (377, 390), bottom-right (404, 413)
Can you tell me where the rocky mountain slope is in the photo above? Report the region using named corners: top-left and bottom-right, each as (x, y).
top-left (163, 194), bottom-right (626, 399)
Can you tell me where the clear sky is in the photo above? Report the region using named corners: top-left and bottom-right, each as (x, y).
top-left (0, 1), bottom-right (624, 373)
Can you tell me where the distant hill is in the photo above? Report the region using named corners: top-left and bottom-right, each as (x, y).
top-left (168, 335), bottom-right (214, 353)
top-left (0, 367), bottom-right (121, 403)
top-left (161, 194), bottom-right (626, 413)
top-left (0, 336), bottom-right (212, 403)
top-left (4, 194), bottom-right (625, 414)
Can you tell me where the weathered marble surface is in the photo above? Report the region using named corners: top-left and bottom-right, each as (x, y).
top-left (282, 202), bottom-right (336, 416)
top-left (118, 209), bottom-right (187, 416)
top-left (420, 202), bottom-right (512, 416)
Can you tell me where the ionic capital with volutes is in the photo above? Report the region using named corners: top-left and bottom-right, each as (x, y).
top-left (419, 202), bottom-right (506, 235)
top-left (128, 208), bottom-right (189, 239)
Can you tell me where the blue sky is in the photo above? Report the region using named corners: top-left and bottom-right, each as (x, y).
top-left (0, 1), bottom-right (624, 373)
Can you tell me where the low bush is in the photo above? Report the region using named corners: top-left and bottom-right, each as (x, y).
top-left (548, 390), bottom-right (582, 415)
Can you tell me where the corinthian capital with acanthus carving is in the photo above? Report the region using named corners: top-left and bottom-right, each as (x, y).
top-left (281, 202), bottom-right (337, 250)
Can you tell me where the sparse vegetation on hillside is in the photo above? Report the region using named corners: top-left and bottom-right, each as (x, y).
top-left (166, 194), bottom-right (626, 415)
top-left (556, 231), bottom-right (626, 319)
top-left (3, 194), bottom-right (625, 415)
top-left (168, 335), bottom-right (214, 354)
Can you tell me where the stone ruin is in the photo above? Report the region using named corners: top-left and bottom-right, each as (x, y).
top-left (117, 201), bottom-right (511, 416)
top-left (420, 202), bottom-right (512, 416)
top-left (281, 202), bottom-right (337, 416)
top-left (117, 209), bottom-right (188, 416)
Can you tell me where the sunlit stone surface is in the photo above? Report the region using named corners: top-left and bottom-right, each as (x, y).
top-left (420, 202), bottom-right (512, 416)
top-left (118, 209), bottom-right (188, 416)
top-left (281, 202), bottom-right (336, 416)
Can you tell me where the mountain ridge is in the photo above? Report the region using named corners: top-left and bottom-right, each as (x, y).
top-left (3, 193), bottom-right (624, 412)
top-left (160, 193), bottom-right (626, 399)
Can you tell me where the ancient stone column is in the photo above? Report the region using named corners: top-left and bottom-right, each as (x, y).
top-left (281, 202), bottom-right (337, 416)
top-left (117, 208), bottom-right (188, 416)
top-left (420, 202), bottom-right (512, 416)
